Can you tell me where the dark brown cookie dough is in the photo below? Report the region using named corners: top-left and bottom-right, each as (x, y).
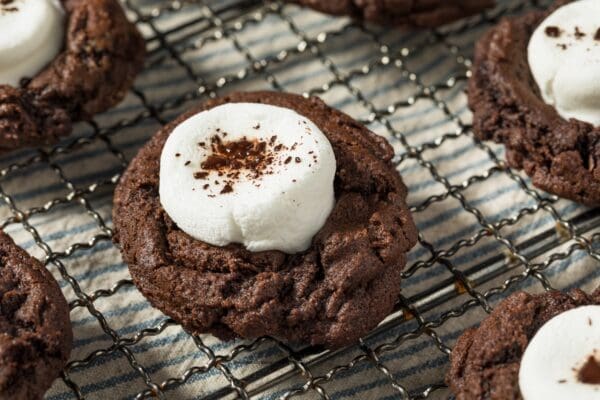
top-left (0, 231), bottom-right (72, 400)
top-left (289, 0), bottom-right (494, 28)
top-left (113, 91), bottom-right (418, 349)
top-left (468, 0), bottom-right (600, 205)
top-left (447, 287), bottom-right (600, 400)
top-left (0, 0), bottom-right (145, 153)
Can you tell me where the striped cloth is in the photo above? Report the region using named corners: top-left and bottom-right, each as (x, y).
top-left (0, 0), bottom-right (597, 399)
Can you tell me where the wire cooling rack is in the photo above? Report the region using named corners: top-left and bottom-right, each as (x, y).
top-left (1, 0), bottom-right (599, 399)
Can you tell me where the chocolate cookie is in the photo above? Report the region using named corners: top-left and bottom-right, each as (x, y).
top-left (0, 231), bottom-right (72, 400)
top-left (113, 91), bottom-right (418, 349)
top-left (468, 0), bottom-right (600, 205)
top-left (446, 288), bottom-right (600, 400)
top-left (290, 0), bottom-right (494, 28)
top-left (0, 0), bottom-right (145, 153)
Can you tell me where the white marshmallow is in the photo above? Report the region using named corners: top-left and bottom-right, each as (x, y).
top-left (0, 0), bottom-right (65, 86)
top-left (527, 0), bottom-right (600, 126)
top-left (159, 103), bottom-right (336, 254)
top-left (519, 305), bottom-right (600, 400)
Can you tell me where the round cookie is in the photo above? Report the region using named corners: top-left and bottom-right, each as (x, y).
top-left (0, 231), bottom-right (72, 400)
top-left (113, 91), bottom-right (418, 349)
top-left (468, 0), bottom-right (600, 205)
top-left (289, 0), bottom-right (494, 28)
top-left (0, 0), bottom-right (145, 153)
top-left (446, 288), bottom-right (600, 400)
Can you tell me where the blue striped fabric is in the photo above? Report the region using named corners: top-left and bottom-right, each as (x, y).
top-left (0, 0), bottom-right (596, 399)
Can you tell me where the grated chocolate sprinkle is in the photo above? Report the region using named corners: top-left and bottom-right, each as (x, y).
top-left (577, 355), bottom-right (600, 384)
top-left (0, 0), bottom-right (17, 12)
top-left (545, 26), bottom-right (561, 38)
top-left (220, 184), bottom-right (233, 194)
top-left (193, 132), bottom-right (291, 195)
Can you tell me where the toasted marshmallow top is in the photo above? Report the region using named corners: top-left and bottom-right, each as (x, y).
top-left (0, 0), bottom-right (65, 86)
top-left (519, 305), bottom-right (600, 400)
top-left (159, 103), bottom-right (337, 254)
top-left (528, 0), bottom-right (600, 126)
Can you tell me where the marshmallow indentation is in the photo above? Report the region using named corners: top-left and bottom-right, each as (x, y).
top-left (0, 0), bottom-right (65, 86)
top-left (527, 0), bottom-right (600, 126)
top-left (159, 103), bottom-right (336, 254)
top-left (519, 305), bottom-right (600, 400)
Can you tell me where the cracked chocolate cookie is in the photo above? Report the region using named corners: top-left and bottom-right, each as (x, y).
top-left (0, 0), bottom-right (145, 153)
top-left (289, 0), bottom-right (494, 28)
top-left (446, 288), bottom-right (600, 400)
top-left (113, 91), bottom-right (418, 349)
top-left (0, 231), bottom-right (72, 400)
top-left (468, 0), bottom-right (600, 205)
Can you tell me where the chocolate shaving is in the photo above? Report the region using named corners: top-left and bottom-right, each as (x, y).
top-left (545, 26), bottom-right (561, 38)
top-left (595, 28), bottom-right (600, 41)
top-left (202, 136), bottom-right (271, 172)
top-left (195, 133), bottom-right (291, 195)
top-left (574, 26), bottom-right (585, 39)
top-left (578, 356), bottom-right (600, 384)
top-left (220, 184), bottom-right (233, 194)
top-left (0, 0), bottom-right (16, 12)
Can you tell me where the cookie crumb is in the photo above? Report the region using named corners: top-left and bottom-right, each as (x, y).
top-left (574, 26), bottom-right (585, 39)
top-left (595, 28), bottom-right (600, 41)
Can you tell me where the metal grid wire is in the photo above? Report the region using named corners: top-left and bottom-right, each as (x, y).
top-left (1, 0), bottom-right (599, 399)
